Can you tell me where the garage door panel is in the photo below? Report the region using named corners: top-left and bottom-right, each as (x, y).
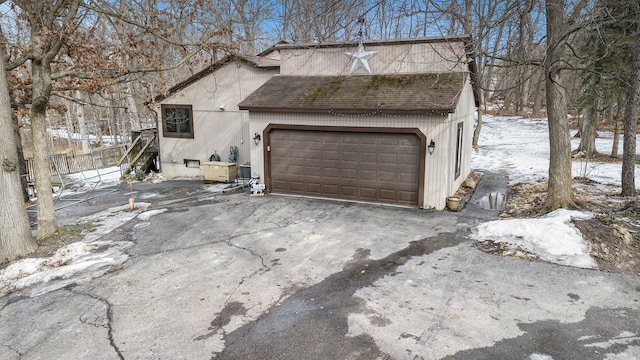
top-left (270, 129), bottom-right (420, 206)
top-left (340, 186), bottom-right (357, 197)
top-left (289, 181), bottom-right (305, 192)
top-left (324, 184), bottom-right (339, 195)
top-left (399, 154), bottom-right (419, 165)
top-left (322, 137), bottom-right (340, 145)
top-left (341, 169), bottom-right (357, 179)
top-left (306, 183), bottom-right (322, 193)
top-left (341, 143), bottom-right (359, 152)
top-left (399, 191), bottom-right (417, 202)
top-left (358, 136), bottom-right (377, 145)
top-left (306, 150), bottom-right (323, 160)
top-left (289, 165), bottom-right (305, 175)
top-left (399, 172), bottom-right (418, 183)
top-left (379, 153), bottom-right (398, 164)
top-left (358, 170), bottom-right (377, 180)
top-left (359, 188), bottom-right (379, 201)
top-left (379, 189), bottom-right (397, 201)
top-left (324, 151), bottom-right (339, 161)
top-left (323, 167), bottom-right (339, 178)
top-left (379, 171), bottom-right (397, 182)
top-left (342, 152), bottom-right (358, 162)
top-left (341, 135), bottom-right (359, 143)
top-left (358, 152), bottom-right (378, 162)
top-left (379, 137), bottom-right (399, 145)
top-left (272, 180), bottom-right (289, 189)
top-left (306, 166), bottom-right (323, 177)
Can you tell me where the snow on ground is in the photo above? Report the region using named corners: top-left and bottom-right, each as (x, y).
top-left (472, 209), bottom-right (597, 268)
top-left (0, 202), bottom-right (170, 298)
top-left (137, 209), bottom-right (168, 221)
top-left (49, 128), bottom-right (122, 147)
top-left (65, 165), bottom-right (123, 189)
top-left (203, 183), bottom-right (238, 193)
top-left (53, 168), bottom-right (167, 200)
top-left (472, 114), bottom-right (639, 269)
top-left (472, 115), bottom-right (640, 186)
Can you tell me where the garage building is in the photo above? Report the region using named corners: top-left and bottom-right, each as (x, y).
top-left (239, 36), bottom-right (478, 209)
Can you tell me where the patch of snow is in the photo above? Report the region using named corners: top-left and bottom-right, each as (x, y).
top-left (48, 128), bottom-right (122, 147)
top-left (56, 166), bottom-right (123, 198)
top-left (81, 202), bottom-right (150, 243)
top-left (473, 209), bottom-right (596, 269)
top-left (134, 222), bottom-right (152, 230)
top-left (140, 192), bottom-right (165, 199)
top-left (137, 209), bottom-right (167, 221)
top-left (472, 114), bottom-right (640, 186)
top-left (584, 331), bottom-right (640, 349)
top-left (198, 195), bottom-right (218, 202)
top-left (529, 354), bottom-right (554, 360)
top-left (0, 203), bottom-right (151, 298)
top-left (203, 183), bottom-right (231, 193)
top-left (146, 172), bottom-right (166, 184)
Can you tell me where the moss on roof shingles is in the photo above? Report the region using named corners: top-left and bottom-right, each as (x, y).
top-left (238, 72), bottom-right (467, 114)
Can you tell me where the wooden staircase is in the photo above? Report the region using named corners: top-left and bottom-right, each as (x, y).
top-left (118, 129), bottom-right (158, 180)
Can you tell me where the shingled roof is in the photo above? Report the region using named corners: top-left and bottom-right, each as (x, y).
top-left (238, 72), bottom-right (468, 115)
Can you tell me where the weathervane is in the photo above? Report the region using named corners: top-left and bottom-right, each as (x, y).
top-left (345, 17), bottom-right (377, 74)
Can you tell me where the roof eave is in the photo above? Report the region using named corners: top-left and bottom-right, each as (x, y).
top-left (274, 35), bottom-right (473, 51)
top-left (237, 106), bottom-right (455, 115)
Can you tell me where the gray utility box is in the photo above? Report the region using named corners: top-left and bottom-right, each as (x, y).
top-left (238, 162), bottom-right (251, 179)
top-left (203, 161), bottom-right (237, 183)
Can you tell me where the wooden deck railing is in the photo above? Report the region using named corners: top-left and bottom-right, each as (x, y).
top-left (24, 145), bottom-right (127, 183)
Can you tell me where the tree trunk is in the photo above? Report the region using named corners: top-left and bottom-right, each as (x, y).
top-left (521, 71), bottom-right (531, 113)
top-left (94, 112), bottom-right (104, 150)
top-left (577, 75), bottom-right (599, 156)
top-left (31, 60), bottom-right (58, 239)
top-left (577, 105), bottom-right (599, 154)
top-left (65, 101), bottom-right (74, 138)
top-left (543, 0), bottom-right (575, 210)
top-left (621, 2), bottom-right (640, 197)
top-left (12, 113), bottom-right (29, 202)
top-left (611, 93), bottom-right (624, 158)
top-left (612, 115), bottom-right (621, 158)
top-left (604, 99), bottom-right (614, 126)
top-left (75, 90), bottom-right (90, 154)
top-left (473, 107), bottom-right (483, 149)
top-left (125, 86), bottom-right (141, 131)
top-left (0, 46), bottom-right (37, 262)
top-left (531, 72), bottom-right (545, 117)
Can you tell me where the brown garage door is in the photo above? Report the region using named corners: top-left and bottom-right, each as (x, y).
top-left (269, 129), bottom-right (421, 206)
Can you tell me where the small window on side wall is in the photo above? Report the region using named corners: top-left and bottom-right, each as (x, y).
top-left (454, 122), bottom-right (463, 179)
top-left (162, 104), bottom-right (194, 138)
top-left (184, 159), bottom-right (200, 168)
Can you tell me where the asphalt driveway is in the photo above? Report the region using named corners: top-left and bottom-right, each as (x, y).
top-left (1, 173), bottom-right (639, 359)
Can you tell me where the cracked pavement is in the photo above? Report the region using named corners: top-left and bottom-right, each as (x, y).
top-left (0, 174), bottom-right (639, 359)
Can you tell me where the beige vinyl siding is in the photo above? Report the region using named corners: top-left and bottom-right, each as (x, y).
top-left (280, 41), bottom-right (468, 76)
top-left (447, 78), bottom-right (476, 194)
top-left (158, 61), bottom-right (277, 179)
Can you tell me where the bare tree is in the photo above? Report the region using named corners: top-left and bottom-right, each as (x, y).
top-left (576, 74), bottom-right (600, 156)
top-left (611, 92), bottom-right (624, 157)
top-left (543, 0), bottom-right (577, 210)
top-left (3, 0), bottom-right (231, 241)
top-left (0, 38), bottom-right (36, 262)
top-left (621, 2), bottom-right (640, 196)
